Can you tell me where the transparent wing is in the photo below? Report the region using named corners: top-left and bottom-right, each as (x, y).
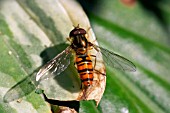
top-left (3, 75), bottom-right (36, 103)
top-left (36, 46), bottom-right (72, 82)
top-left (3, 47), bottom-right (72, 103)
top-left (91, 43), bottom-right (136, 71)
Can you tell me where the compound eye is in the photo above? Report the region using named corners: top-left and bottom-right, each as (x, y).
top-left (79, 29), bottom-right (86, 34)
top-left (69, 28), bottom-right (86, 37)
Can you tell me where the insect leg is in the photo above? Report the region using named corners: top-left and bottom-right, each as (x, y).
top-left (86, 27), bottom-right (91, 33)
top-left (90, 55), bottom-right (97, 69)
top-left (90, 55), bottom-right (106, 76)
top-left (94, 69), bottom-right (106, 76)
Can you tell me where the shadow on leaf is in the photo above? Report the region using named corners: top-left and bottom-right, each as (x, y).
top-left (3, 43), bottom-right (80, 103)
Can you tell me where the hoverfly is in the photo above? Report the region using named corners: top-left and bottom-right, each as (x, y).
top-left (36, 25), bottom-right (136, 87)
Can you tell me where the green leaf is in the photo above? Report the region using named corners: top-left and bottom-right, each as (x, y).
top-left (84, 0), bottom-right (170, 113)
top-left (1, 0), bottom-right (170, 113)
top-left (0, 0), bottom-right (104, 112)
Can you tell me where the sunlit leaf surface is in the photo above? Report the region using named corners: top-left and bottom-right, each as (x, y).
top-left (0, 0), bottom-right (170, 113)
top-left (0, 0), bottom-right (105, 112)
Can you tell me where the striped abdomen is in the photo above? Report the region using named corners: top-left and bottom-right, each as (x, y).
top-left (76, 55), bottom-right (93, 87)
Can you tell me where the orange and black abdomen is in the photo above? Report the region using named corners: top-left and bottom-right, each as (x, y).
top-left (76, 55), bottom-right (93, 87)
